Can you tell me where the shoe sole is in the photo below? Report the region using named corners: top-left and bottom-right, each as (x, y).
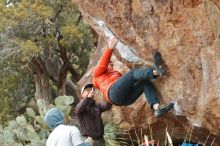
top-left (153, 52), bottom-right (166, 76)
top-left (155, 103), bottom-right (174, 118)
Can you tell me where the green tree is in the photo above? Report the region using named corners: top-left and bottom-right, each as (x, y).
top-left (0, 55), bottom-right (35, 124)
top-left (0, 0), bottom-right (95, 123)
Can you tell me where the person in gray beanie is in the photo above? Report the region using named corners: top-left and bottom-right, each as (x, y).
top-left (44, 107), bottom-right (94, 146)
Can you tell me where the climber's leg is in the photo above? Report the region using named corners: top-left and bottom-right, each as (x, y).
top-left (109, 67), bottom-right (174, 117)
top-left (122, 80), bottom-right (160, 106)
top-left (109, 68), bottom-right (156, 105)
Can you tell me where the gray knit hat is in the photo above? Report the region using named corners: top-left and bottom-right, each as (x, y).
top-left (44, 108), bottom-right (64, 129)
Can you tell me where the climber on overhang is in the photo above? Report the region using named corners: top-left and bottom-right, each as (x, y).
top-left (92, 37), bottom-right (174, 118)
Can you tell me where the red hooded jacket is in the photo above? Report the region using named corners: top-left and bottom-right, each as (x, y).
top-left (92, 48), bottom-right (122, 103)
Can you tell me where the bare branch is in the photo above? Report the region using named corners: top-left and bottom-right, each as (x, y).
top-left (50, 4), bottom-right (63, 23)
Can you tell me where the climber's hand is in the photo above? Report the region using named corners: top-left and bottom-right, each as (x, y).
top-left (108, 37), bottom-right (118, 49)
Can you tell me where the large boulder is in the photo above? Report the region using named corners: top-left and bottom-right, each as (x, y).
top-left (74, 0), bottom-right (220, 145)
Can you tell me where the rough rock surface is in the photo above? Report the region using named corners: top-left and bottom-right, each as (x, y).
top-left (73, 0), bottom-right (220, 145)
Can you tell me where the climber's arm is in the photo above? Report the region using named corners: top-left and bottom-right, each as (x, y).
top-left (92, 37), bottom-right (118, 77)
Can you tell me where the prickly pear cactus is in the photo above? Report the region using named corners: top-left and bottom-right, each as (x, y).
top-left (0, 95), bottom-right (74, 146)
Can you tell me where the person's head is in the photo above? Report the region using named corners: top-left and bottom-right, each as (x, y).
top-left (44, 107), bottom-right (64, 129)
top-left (81, 84), bottom-right (95, 98)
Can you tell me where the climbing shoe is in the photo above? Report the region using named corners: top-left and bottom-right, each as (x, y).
top-left (154, 103), bottom-right (174, 118)
top-left (153, 51), bottom-right (166, 76)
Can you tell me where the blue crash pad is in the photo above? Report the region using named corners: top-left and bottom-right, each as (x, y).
top-left (181, 142), bottom-right (198, 146)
